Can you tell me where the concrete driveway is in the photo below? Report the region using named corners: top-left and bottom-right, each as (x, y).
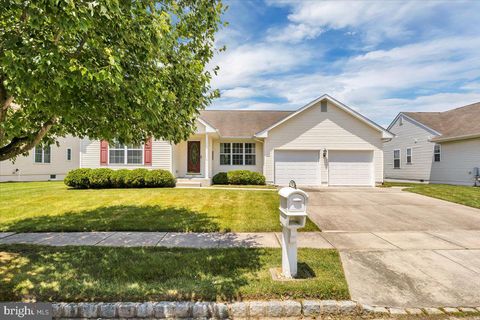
top-left (307, 187), bottom-right (480, 231)
top-left (306, 187), bottom-right (480, 308)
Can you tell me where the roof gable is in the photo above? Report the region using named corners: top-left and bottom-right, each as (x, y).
top-left (255, 94), bottom-right (394, 139)
top-left (396, 102), bottom-right (480, 142)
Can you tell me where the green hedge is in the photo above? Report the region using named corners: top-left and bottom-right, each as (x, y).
top-left (63, 168), bottom-right (92, 189)
top-left (213, 170), bottom-right (266, 185)
top-left (65, 168), bottom-right (176, 189)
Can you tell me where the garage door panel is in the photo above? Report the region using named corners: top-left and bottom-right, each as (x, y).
top-left (275, 150), bottom-right (320, 186)
top-left (329, 150), bottom-right (373, 186)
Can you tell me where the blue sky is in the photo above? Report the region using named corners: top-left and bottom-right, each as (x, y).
top-left (208, 0), bottom-right (480, 127)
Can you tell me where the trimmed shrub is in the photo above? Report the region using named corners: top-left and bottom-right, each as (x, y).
top-left (88, 168), bottom-right (113, 188)
top-left (64, 168), bottom-right (92, 189)
top-left (212, 172), bottom-right (229, 185)
top-left (125, 168), bottom-right (150, 188)
top-left (65, 168), bottom-right (176, 189)
top-left (245, 171), bottom-right (266, 185)
top-left (226, 170), bottom-right (266, 185)
top-left (145, 169), bottom-right (176, 187)
top-left (111, 169), bottom-right (131, 188)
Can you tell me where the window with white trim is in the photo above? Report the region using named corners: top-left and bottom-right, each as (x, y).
top-left (109, 141), bottom-right (143, 164)
top-left (66, 148), bottom-right (72, 161)
top-left (232, 143), bottom-right (243, 165)
top-left (393, 149), bottom-right (400, 168)
top-left (434, 144), bottom-right (441, 162)
top-left (219, 142), bottom-right (256, 166)
top-left (34, 145), bottom-right (51, 163)
top-left (244, 143), bottom-right (256, 165)
top-left (220, 143), bottom-right (231, 165)
top-left (406, 148), bottom-right (412, 164)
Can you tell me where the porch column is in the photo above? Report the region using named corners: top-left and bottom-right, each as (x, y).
top-left (205, 133), bottom-right (209, 179)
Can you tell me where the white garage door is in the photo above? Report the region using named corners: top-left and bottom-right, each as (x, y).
top-left (329, 150), bottom-right (374, 186)
top-left (275, 150), bottom-right (320, 186)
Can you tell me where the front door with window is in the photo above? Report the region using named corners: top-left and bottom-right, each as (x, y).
top-left (187, 141), bottom-right (201, 174)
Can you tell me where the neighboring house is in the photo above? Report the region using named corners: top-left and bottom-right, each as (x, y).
top-left (384, 102), bottom-right (480, 186)
top-left (0, 135), bottom-right (80, 182)
top-left (1, 95), bottom-right (393, 186)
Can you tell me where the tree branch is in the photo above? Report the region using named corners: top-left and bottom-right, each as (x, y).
top-left (0, 117), bottom-right (56, 161)
top-left (0, 78), bottom-right (13, 142)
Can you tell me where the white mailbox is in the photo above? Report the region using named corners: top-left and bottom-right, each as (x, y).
top-left (279, 187), bottom-right (308, 229)
top-left (278, 186), bottom-right (309, 278)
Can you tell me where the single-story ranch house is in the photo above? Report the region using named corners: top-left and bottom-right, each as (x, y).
top-left (1, 95), bottom-right (393, 187)
top-left (384, 101), bottom-right (480, 186)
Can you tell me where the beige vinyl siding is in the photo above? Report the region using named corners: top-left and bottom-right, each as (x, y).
top-left (263, 100), bottom-right (384, 184)
top-left (0, 135), bottom-right (80, 181)
top-left (212, 138), bottom-right (264, 175)
top-left (80, 138), bottom-right (172, 170)
top-left (384, 116), bottom-right (436, 181)
top-left (430, 138), bottom-right (480, 185)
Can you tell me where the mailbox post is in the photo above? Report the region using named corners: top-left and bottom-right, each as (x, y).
top-left (278, 186), bottom-right (308, 278)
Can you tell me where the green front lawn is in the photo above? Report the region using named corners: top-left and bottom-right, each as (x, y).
top-left (383, 182), bottom-right (480, 209)
top-left (0, 245), bottom-right (348, 302)
top-left (0, 182), bottom-right (319, 232)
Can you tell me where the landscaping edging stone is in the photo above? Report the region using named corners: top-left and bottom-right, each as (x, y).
top-left (51, 300), bottom-right (480, 319)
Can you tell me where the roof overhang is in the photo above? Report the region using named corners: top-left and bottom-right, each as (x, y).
top-left (255, 94), bottom-right (394, 139)
top-left (430, 133), bottom-right (480, 143)
top-left (197, 117), bottom-right (218, 133)
top-left (388, 113), bottom-right (442, 136)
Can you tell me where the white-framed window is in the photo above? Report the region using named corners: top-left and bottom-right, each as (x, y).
top-left (34, 145), bottom-right (51, 163)
top-left (393, 149), bottom-right (400, 169)
top-left (109, 141), bottom-right (143, 165)
top-left (219, 142), bottom-right (256, 166)
top-left (434, 144), bottom-right (441, 162)
top-left (220, 143), bottom-right (231, 165)
top-left (406, 147), bottom-right (412, 164)
top-left (244, 143), bottom-right (256, 165)
top-left (66, 148), bottom-right (72, 161)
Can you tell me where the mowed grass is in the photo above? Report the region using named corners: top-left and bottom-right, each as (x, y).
top-left (0, 182), bottom-right (319, 232)
top-left (0, 244), bottom-right (348, 302)
top-left (383, 182), bottom-right (480, 209)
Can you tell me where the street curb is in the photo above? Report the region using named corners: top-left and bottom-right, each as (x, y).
top-left (51, 300), bottom-right (480, 318)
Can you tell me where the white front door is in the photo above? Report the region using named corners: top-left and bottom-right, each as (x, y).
top-left (328, 150), bottom-right (374, 186)
top-left (274, 150), bottom-right (320, 186)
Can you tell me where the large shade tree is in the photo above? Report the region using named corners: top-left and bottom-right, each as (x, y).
top-left (0, 0), bottom-right (224, 161)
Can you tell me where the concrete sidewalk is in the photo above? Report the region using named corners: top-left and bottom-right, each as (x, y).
top-left (1, 230), bottom-right (479, 250)
top-left (2, 230), bottom-right (480, 307)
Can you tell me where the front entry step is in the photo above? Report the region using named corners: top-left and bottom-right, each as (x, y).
top-left (176, 181), bottom-right (202, 188)
top-left (176, 178), bottom-right (211, 188)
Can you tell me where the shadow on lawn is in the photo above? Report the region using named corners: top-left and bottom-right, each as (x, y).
top-left (0, 244), bottom-right (264, 302)
top-left (4, 205), bottom-right (223, 232)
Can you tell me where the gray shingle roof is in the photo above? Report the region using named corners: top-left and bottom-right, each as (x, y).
top-left (199, 110), bottom-right (294, 137)
top-left (403, 102), bottom-right (480, 141)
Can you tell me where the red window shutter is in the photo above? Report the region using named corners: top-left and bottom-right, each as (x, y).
top-left (100, 140), bottom-right (108, 165)
top-left (144, 137), bottom-right (152, 166)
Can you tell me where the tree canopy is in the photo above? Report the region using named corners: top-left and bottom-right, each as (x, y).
top-left (0, 0), bottom-right (225, 160)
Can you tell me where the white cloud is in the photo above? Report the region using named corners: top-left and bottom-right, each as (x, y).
top-left (265, 1), bottom-right (476, 45)
top-left (210, 43), bottom-right (311, 88)
top-left (221, 87), bottom-right (257, 99)
top-left (209, 1), bottom-right (480, 124)
top-left (267, 23), bottom-right (323, 43)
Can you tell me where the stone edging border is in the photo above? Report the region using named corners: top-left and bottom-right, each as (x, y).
top-left (52, 300), bottom-right (480, 318)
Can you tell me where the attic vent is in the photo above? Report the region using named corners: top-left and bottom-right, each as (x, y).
top-left (321, 100), bottom-right (328, 112)
top-left (399, 117), bottom-right (403, 126)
